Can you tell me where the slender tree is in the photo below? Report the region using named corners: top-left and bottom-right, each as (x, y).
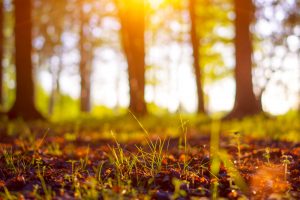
top-left (48, 56), bottom-right (63, 115)
top-left (34, 1), bottom-right (70, 115)
top-left (225, 0), bottom-right (262, 119)
top-left (8, 0), bottom-right (43, 120)
top-left (79, 0), bottom-right (92, 113)
top-left (188, 0), bottom-right (205, 114)
top-left (0, 0), bottom-right (3, 108)
top-left (33, 0), bottom-right (66, 115)
top-left (117, 0), bottom-right (147, 115)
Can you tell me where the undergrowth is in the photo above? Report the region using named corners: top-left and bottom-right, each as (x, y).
top-left (0, 112), bottom-right (299, 199)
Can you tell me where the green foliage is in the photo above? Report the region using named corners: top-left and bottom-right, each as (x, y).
top-left (35, 84), bottom-right (80, 120)
top-left (195, 0), bottom-right (235, 83)
top-left (171, 178), bottom-right (187, 199)
top-left (222, 112), bottom-right (300, 141)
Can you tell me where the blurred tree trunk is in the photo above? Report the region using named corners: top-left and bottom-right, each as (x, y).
top-left (225, 0), bottom-right (262, 120)
top-left (79, 1), bottom-right (91, 113)
top-left (117, 0), bottom-right (147, 115)
top-left (48, 57), bottom-right (62, 115)
top-left (0, 0), bottom-right (3, 108)
top-left (189, 0), bottom-right (205, 114)
top-left (8, 0), bottom-right (43, 120)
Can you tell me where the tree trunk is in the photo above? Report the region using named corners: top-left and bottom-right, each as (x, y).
top-left (189, 0), bottom-right (206, 114)
top-left (0, 0), bottom-right (3, 108)
top-left (79, 54), bottom-right (91, 113)
top-left (48, 62), bottom-right (55, 115)
top-left (79, 4), bottom-right (91, 113)
top-left (48, 57), bottom-right (62, 115)
top-left (224, 0), bottom-right (262, 120)
top-left (118, 0), bottom-right (147, 115)
top-left (8, 0), bottom-right (43, 120)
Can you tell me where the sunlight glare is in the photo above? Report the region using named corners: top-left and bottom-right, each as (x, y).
top-left (148, 0), bottom-right (164, 8)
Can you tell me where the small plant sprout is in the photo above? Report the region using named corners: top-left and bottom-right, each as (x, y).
top-left (32, 185), bottom-right (41, 199)
top-left (179, 115), bottom-right (190, 175)
top-left (37, 172), bottom-right (54, 200)
top-left (233, 131), bottom-right (242, 165)
top-left (81, 177), bottom-right (99, 200)
top-left (219, 150), bottom-right (249, 194)
top-left (281, 154), bottom-right (293, 181)
top-left (109, 131), bottom-right (140, 187)
top-left (2, 148), bottom-right (17, 174)
top-left (210, 118), bottom-right (221, 200)
top-left (79, 146), bottom-right (90, 172)
top-left (211, 179), bottom-right (219, 200)
top-left (210, 118), bottom-right (221, 174)
top-left (172, 178), bottom-right (187, 200)
top-left (128, 112), bottom-right (169, 177)
top-left (65, 159), bottom-right (83, 196)
top-left (93, 161), bottom-right (105, 186)
top-left (263, 147), bottom-right (271, 164)
top-left (2, 186), bottom-right (17, 200)
top-left (46, 143), bottom-right (62, 156)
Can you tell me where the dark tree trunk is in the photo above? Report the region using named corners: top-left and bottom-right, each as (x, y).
top-left (225, 0), bottom-right (262, 120)
top-left (118, 0), bottom-right (147, 115)
top-left (189, 0), bottom-right (206, 114)
top-left (0, 0), bottom-right (3, 108)
top-left (8, 0), bottom-right (43, 120)
top-left (79, 3), bottom-right (91, 113)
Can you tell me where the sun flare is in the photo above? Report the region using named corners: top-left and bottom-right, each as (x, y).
top-left (148, 0), bottom-right (164, 8)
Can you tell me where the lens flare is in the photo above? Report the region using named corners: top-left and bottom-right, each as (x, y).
top-left (148, 0), bottom-right (164, 8)
top-left (250, 164), bottom-right (290, 198)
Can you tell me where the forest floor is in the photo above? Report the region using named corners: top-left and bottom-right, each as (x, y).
top-left (0, 113), bottom-right (299, 199)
